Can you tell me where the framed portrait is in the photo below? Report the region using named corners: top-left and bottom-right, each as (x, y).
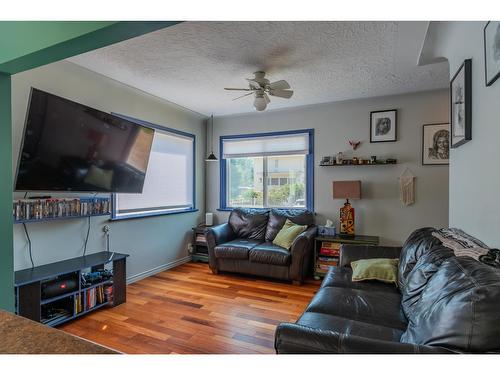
top-left (450, 59), bottom-right (472, 148)
top-left (484, 21), bottom-right (500, 87)
top-left (422, 123), bottom-right (450, 165)
top-left (370, 109), bottom-right (397, 143)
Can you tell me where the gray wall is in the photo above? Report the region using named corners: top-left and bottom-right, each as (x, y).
top-left (206, 89), bottom-right (450, 246)
top-left (12, 61), bottom-right (206, 281)
top-left (423, 22), bottom-right (500, 248)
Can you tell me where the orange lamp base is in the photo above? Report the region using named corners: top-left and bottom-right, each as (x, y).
top-left (339, 199), bottom-right (355, 236)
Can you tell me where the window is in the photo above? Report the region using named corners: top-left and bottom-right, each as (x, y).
top-left (220, 130), bottom-right (313, 210)
top-left (112, 115), bottom-right (195, 220)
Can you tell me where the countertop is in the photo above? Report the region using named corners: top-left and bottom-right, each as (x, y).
top-left (0, 310), bottom-right (118, 354)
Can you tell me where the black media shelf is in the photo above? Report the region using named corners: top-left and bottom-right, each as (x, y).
top-left (15, 251), bottom-right (128, 327)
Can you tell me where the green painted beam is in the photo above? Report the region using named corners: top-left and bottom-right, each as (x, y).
top-left (0, 21), bottom-right (181, 74)
top-left (0, 22), bottom-right (117, 65)
top-left (0, 73), bottom-right (13, 312)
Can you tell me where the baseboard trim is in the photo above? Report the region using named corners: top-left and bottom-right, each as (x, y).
top-left (126, 255), bottom-right (192, 284)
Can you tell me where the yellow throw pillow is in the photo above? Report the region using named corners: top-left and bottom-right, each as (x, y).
top-left (272, 219), bottom-right (307, 250)
top-left (351, 258), bottom-right (399, 284)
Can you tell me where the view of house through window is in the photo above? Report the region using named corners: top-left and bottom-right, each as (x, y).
top-left (227, 154), bottom-right (307, 208)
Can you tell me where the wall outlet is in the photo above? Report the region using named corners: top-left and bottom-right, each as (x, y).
top-left (187, 242), bottom-right (193, 254)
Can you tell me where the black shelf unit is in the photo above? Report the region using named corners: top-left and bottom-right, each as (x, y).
top-left (14, 251), bottom-right (129, 327)
top-left (313, 235), bottom-right (379, 279)
top-left (191, 226), bottom-right (210, 263)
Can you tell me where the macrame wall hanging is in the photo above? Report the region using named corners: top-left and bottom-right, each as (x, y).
top-left (399, 167), bottom-right (416, 206)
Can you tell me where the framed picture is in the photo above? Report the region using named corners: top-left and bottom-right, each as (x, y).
top-left (484, 21), bottom-right (500, 87)
top-left (370, 109), bottom-right (397, 143)
top-left (422, 123), bottom-right (450, 165)
top-left (450, 59), bottom-right (472, 148)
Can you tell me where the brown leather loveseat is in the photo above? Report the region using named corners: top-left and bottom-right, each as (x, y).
top-left (205, 208), bottom-right (316, 284)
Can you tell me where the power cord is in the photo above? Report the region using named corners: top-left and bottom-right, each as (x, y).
top-left (22, 223), bottom-right (34, 268)
top-left (83, 193), bottom-right (98, 256)
top-left (83, 215), bottom-right (91, 256)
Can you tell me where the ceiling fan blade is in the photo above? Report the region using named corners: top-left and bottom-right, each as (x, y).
top-left (264, 93), bottom-right (270, 104)
top-left (224, 88), bottom-right (252, 91)
top-left (232, 92), bottom-right (254, 101)
top-left (246, 79), bottom-right (262, 90)
top-left (267, 80), bottom-right (290, 90)
top-left (269, 89), bottom-right (294, 99)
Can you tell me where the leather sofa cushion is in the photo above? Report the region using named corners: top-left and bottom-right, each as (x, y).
top-left (249, 242), bottom-right (291, 266)
top-left (228, 208), bottom-right (269, 240)
top-left (401, 257), bottom-right (500, 352)
top-left (401, 245), bottom-right (454, 320)
top-left (398, 227), bottom-right (442, 292)
top-left (265, 209), bottom-right (314, 242)
top-left (305, 286), bottom-right (407, 330)
top-left (321, 267), bottom-right (400, 295)
top-left (214, 239), bottom-right (262, 260)
top-left (297, 312), bottom-right (404, 342)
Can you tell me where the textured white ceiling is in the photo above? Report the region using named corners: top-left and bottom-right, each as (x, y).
top-left (68, 21), bottom-right (449, 116)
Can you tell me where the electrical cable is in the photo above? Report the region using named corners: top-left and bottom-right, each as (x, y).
top-left (83, 215), bottom-right (91, 256)
top-left (22, 223), bottom-right (34, 268)
top-left (83, 193), bottom-right (97, 256)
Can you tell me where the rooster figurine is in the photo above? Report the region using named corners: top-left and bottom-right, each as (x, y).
top-left (349, 140), bottom-right (361, 150)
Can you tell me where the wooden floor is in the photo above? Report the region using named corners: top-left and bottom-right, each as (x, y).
top-left (60, 262), bottom-right (320, 354)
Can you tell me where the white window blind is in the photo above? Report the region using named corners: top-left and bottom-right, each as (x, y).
top-left (222, 132), bottom-right (309, 158)
top-left (114, 129), bottom-right (194, 218)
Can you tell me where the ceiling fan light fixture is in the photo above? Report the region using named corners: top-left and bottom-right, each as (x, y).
top-left (254, 95), bottom-right (267, 111)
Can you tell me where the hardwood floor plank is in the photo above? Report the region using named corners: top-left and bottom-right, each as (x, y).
top-left (60, 262), bottom-right (319, 354)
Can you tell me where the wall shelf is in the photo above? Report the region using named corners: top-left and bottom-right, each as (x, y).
top-left (319, 162), bottom-right (398, 167)
top-left (14, 212), bottom-right (110, 224)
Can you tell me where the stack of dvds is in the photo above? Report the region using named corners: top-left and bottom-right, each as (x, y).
top-left (13, 197), bottom-right (111, 222)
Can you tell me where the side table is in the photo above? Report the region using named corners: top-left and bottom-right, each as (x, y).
top-left (314, 234), bottom-right (379, 279)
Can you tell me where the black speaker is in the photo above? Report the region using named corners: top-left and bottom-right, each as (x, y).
top-left (41, 278), bottom-right (78, 299)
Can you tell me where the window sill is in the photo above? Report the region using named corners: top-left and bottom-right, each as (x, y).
top-left (110, 208), bottom-right (199, 221)
top-left (218, 207), bottom-right (312, 212)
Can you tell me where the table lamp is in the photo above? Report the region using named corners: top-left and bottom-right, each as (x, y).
top-left (332, 180), bottom-right (361, 236)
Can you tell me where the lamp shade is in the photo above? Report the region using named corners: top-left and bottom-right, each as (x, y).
top-left (333, 180), bottom-right (362, 200)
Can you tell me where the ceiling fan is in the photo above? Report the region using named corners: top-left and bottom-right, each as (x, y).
top-left (224, 71), bottom-right (294, 111)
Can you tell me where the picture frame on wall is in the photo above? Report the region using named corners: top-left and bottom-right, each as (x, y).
top-left (450, 59), bottom-right (472, 148)
top-left (484, 21), bottom-right (500, 87)
top-left (370, 109), bottom-right (397, 143)
top-left (422, 123), bottom-right (450, 165)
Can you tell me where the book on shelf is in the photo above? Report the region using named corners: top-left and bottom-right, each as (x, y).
top-left (85, 285), bottom-right (107, 310)
top-left (318, 256), bottom-right (339, 262)
top-left (316, 264), bottom-right (332, 272)
top-left (321, 241), bottom-right (341, 250)
top-left (317, 259), bottom-right (338, 267)
top-left (195, 234), bottom-right (207, 243)
top-left (319, 248), bottom-right (340, 256)
top-left (74, 293), bottom-right (83, 314)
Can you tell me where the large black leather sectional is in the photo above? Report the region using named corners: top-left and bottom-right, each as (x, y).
top-left (205, 208), bottom-right (316, 284)
top-left (275, 227), bottom-right (500, 353)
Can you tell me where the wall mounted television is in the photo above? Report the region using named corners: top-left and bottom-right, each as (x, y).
top-left (15, 88), bottom-right (155, 193)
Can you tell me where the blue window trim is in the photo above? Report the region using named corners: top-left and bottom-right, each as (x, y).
top-left (219, 129), bottom-right (314, 212)
top-left (110, 113), bottom-right (196, 221)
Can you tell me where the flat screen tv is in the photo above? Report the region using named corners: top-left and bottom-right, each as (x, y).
top-left (15, 88), bottom-right (155, 193)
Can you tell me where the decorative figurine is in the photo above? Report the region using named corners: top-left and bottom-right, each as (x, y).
top-left (336, 152), bottom-right (343, 165)
top-left (349, 140), bottom-right (361, 150)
